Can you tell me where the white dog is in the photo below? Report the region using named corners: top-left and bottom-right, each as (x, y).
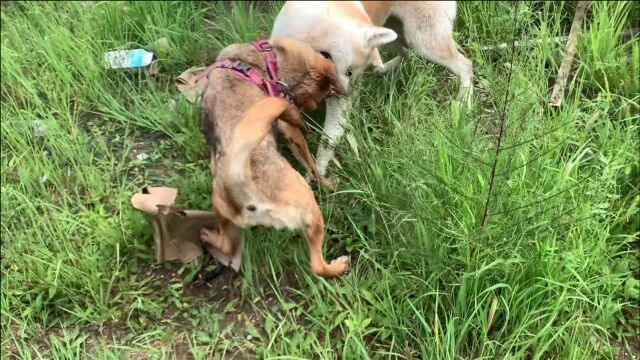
top-left (271, 1), bottom-right (473, 176)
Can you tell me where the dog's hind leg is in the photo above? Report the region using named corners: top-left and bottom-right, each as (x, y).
top-left (397, 6), bottom-right (474, 107)
top-left (200, 212), bottom-right (240, 256)
top-left (305, 205), bottom-right (350, 278)
top-left (420, 37), bottom-right (473, 107)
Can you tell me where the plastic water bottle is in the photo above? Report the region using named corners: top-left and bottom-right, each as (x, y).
top-left (103, 49), bottom-right (155, 69)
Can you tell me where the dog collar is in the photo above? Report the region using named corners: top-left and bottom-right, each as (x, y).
top-left (196, 40), bottom-right (292, 100)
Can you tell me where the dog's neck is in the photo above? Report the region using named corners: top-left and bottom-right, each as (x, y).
top-left (216, 43), bottom-right (303, 104)
top-left (216, 44), bottom-right (283, 80)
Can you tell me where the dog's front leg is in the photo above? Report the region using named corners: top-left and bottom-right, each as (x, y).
top-left (277, 121), bottom-right (335, 191)
top-left (315, 95), bottom-right (353, 176)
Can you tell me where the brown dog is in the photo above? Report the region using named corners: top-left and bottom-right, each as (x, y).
top-left (200, 37), bottom-right (350, 278)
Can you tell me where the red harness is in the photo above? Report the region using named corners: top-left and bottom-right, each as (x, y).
top-left (196, 40), bottom-right (288, 98)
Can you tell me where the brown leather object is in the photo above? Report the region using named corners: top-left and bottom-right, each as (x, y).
top-left (130, 186), bottom-right (242, 271)
top-left (175, 66), bottom-right (210, 103)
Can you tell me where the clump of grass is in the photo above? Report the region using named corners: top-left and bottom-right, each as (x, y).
top-left (1, 1), bottom-right (638, 358)
top-left (578, 1), bottom-right (639, 100)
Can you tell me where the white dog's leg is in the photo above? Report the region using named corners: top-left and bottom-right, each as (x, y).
top-left (315, 95), bottom-right (352, 176)
top-left (396, 5), bottom-right (474, 107)
top-left (418, 38), bottom-right (473, 107)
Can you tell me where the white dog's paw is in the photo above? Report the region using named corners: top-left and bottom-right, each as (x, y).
top-left (458, 85), bottom-right (474, 108)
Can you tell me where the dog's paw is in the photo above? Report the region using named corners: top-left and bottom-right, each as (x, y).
top-left (305, 174), bottom-right (319, 192)
top-left (200, 227), bottom-right (217, 241)
top-left (304, 172), bottom-right (315, 183)
top-left (324, 255), bottom-right (351, 277)
top-left (318, 176), bottom-right (336, 192)
top-left (200, 227), bottom-right (233, 255)
top-left (457, 85), bottom-right (474, 109)
top-left (305, 172), bottom-right (337, 192)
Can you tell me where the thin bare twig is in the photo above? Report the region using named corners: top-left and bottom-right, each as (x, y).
top-left (549, 1), bottom-right (590, 107)
top-left (481, 36), bottom-right (568, 51)
top-left (499, 120), bottom-right (573, 151)
top-left (497, 133), bottom-right (574, 178)
top-left (519, 207), bottom-right (601, 239)
top-left (480, 1), bottom-right (521, 228)
top-left (430, 123), bottom-right (492, 167)
top-left (490, 178), bottom-right (588, 216)
top-left (407, 157), bottom-right (481, 205)
top-left (480, 27), bottom-right (638, 51)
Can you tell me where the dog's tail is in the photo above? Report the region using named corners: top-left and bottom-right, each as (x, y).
top-left (222, 97), bottom-right (290, 207)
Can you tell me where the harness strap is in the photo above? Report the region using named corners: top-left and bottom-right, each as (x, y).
top-left (252, 40), bottom-right (279, 93)
top-left (198, 40), bottom-right (290, 142)
top-left (195, 40), bottom-right (287, 98)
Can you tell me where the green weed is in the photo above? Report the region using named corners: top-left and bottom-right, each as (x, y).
top-left (1, 1), bottom-right (638, 358)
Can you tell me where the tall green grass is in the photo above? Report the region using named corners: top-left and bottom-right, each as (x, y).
top-left (2, 1), bottom-right (638, 358)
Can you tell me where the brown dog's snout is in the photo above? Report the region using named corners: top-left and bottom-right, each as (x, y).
top-left (319, 56), bottom-right (349, 98)
top-left (328, 77), bottom-right (349, 97)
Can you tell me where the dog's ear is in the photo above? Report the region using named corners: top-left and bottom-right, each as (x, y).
top-left (363, 26), bottom-right (397, 49)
